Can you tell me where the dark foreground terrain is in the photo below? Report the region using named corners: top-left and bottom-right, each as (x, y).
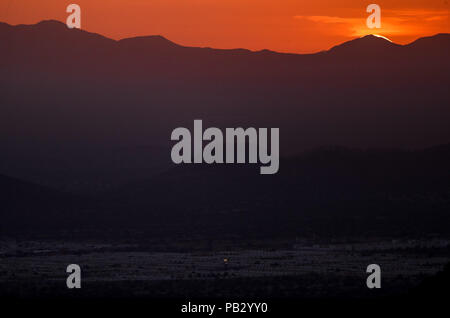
top-left (1, 146), bottom-right (449, 307)
top-left (1, 237), bottom-right (449, 300)
top-left (1, 245), bottom-right (449, 316)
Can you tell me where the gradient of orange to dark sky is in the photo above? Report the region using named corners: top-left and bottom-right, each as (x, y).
top-left (1, 0), bottom-right (449, 53)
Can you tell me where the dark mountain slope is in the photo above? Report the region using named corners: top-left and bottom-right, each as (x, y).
top-left (0, 20), bottom-right (449, 192)
top-left (0, 174), bottom-right (89, 234)
top-left (95, 145), bottom-right (450, 238)
top-left (1, 145), bottom-right (449, 238)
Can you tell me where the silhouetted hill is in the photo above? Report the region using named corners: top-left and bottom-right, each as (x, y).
top-left (118, 35), bottom-right (183, 51)
top-left (90, 145), bottom-right (450, 238)
top-left (327, 34), bottom-right (401, 57)
top-left (406, 33), bottom-right (450, 51)
top-left (2, 145), bottom-right (449, 238)
top-left (0, 174), bottom-right (64, 201)
top-left (0, 174), bottom-right (77, 233)
top-left (0, 20), bottom-right (449, 193)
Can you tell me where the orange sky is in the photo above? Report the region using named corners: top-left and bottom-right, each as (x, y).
top-left (1, 0), bottom-right (449, 53)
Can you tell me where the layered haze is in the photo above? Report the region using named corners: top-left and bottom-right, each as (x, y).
top-left (1, 20), bottom-right (450, 303)
top-left (1, 20), bottom-right (449, 191)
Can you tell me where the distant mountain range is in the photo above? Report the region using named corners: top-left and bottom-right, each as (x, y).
top-left (0, 173), bottom-right (75, 232)
top-left (0, 20), bottom-right (449, 192)
top-left (2, 145), bottom-right (450, 238)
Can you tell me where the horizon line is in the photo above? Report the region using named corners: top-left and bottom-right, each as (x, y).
top-left (2, 19), bottom-right (450, 56)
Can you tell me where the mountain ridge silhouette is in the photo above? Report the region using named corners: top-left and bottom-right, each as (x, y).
top-left (2, 144), bottom-right (450, 237)
top-left (0, 19), bottom-right (449, 192)
top-left (1, 19), bottom-right (449, 55)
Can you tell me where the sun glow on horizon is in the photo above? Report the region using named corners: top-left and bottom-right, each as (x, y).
top-left (369, 34), bottom-right (393, 42)
top-left (0, 0), bottom-right (448, 53)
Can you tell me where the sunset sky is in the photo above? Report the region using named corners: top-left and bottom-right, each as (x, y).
top-left (1, 0), bottom-right (449, 53)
